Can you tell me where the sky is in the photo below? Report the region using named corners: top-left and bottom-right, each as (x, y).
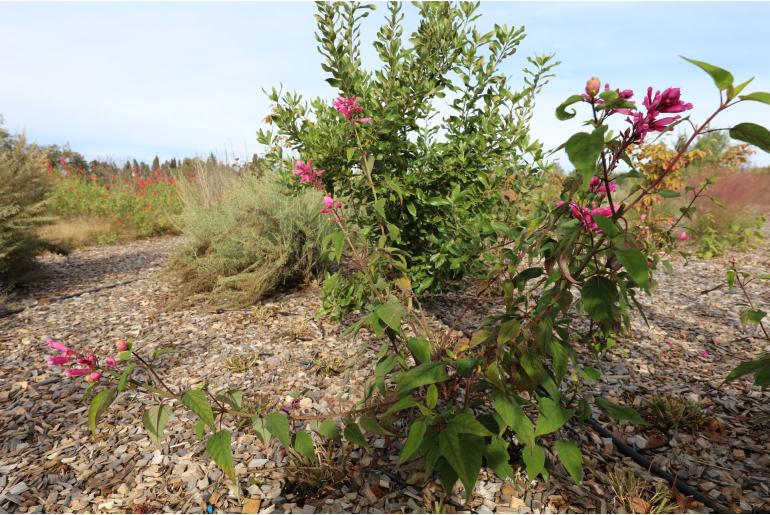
top-left (2, 1), bottom-right (770, 166)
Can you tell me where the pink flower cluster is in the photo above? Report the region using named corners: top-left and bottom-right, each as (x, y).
top-left (320, 195), bottom-right (342, 214)
top-left (555, 200), bottom-right (613, 233)
top-left (46, 339), bottom-right (122, 383)
top-left (630, 87), bottom-right (692, 142)
top-left (589, 176), bottom-right (618, 196)
top-left (292, 159), bottom-right (325, 187)
top-left (333, 96), bottom-right (371, 123)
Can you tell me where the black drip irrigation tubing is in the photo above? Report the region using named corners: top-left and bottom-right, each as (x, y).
top-left (586, 418), bottom-right (728, 513)
top-left (431, 311), bottom-right (729, 513)
top-left (0, 278), bottom-right (139, 319)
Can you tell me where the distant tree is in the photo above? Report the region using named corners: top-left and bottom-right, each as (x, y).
top-left (169, 157), bottom-right (178, 168)
top-left (151, 155), bottom-right (160, 170)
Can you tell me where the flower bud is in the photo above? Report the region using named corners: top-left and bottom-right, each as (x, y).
top-left (116, 340), bottom-right (129, 352)
top-left (678, 231), bottom-right (689, 242)
top-left (84, 372), bottom-right (102, 382)
top-left (105, 357), bottom-right (117, 367)
top-left (585, 77), bottom-right (601, 98)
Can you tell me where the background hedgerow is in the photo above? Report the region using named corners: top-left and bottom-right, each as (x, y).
top-left (169, 166), bottom-right (334, 308)
top-left (0, 119), bottom-right (53, 285)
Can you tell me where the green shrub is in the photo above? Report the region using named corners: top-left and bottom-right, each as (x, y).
top-left (261, 2), bottom-right (557, 306)
top-left (170, 170), bottom-right (333, 307)
top-left (0, 128), bottom-right (51, 284)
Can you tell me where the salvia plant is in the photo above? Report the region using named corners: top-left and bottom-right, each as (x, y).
top-left (46, 2), bottom-right (770, 504)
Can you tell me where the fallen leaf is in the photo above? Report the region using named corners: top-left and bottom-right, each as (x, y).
top-left (704, 418), bottom-right (726, 442)
top-left (241, 498), bottom-right (261, 514)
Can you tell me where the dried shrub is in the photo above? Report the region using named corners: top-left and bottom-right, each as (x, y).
top-left (170, 170), bottom-right (333, 308)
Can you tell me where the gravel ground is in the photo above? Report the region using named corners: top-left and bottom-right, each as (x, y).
top-left (1, 237), bottom-right (768, 514)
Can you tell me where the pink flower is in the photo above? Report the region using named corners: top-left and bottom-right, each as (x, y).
top-left (77, 354), bottom-right (97, 368)
top-left (47, 339), bottom-right (74, 356)
top-left (47, 355), bottom-right (72, 366)
top-left (320, 195), bottom-right (342, 214)
top-left (585, 77), bottom-right (601, 98)
top-left (105, 357), bottom-right (117, 367)
top-left (292, 160), bottom-right (325, 187)
top-left (701, 350), bottom-right (709, 358)
top-left (630, 87), bottom-right (692, 143)
top-left (590, 206), bottom-right (613, 218)
top-left (64, 368), bottom-right (91, 376)
top-left (589, 177), bottom-right (618, 195)
top-left (679, 231), bottom-right (689, 242)
top-left (116, 340), bottom-right (129, 352)
top-left (564, 200), bottom-right (613, 233)
top-left (644, 87), bottom-right (693, 114)
top-left (84, 372), bottom-right (102, 383)
top-left (554, 200), bottom-right (565, 208)
top-left (333, 97), bottom-right (371, 123)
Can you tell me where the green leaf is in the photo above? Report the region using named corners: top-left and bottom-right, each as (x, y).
top-left (492, 392), bottom-right (534, 446)
top-left (681, 56), bottom-right (734, 90)
top-left (497, 319), bottom-right (521, 344)
top-left (581, 276), bottom-right (619, 330)
top-left (730, 122), bottom-right (770, 153)
top-left (206, 430), bottom-right (235, 482)
top-left (454, 358), bottom-right (478, 377)
top-left (439, 430), bottom-right (484, 500)
top-left (740, 91), bottom-right (770, 105)
top-left (534, 397), bottom-right (573, 437)
top-left (522, 444), bottom-right (546, 480)
top-left (596, 397), bottom-right (647, 426)
top-left (251, 416), bottom-right (270, 443)
top-left (555, 94), bottom-right (584, 121)
top-left (88, 387), bottom-right (118, 434)
top-left (740, 308), bottom-right (766, 326)
top-left (117, 363), bottom-right (135, 392)
top-left (117, 350), bottom-right (132, 360)
top-left (565, 129), bottom-right (604, 187)
top-left (374, 299), bottom-right (406, 332)
top-left (591, 216), bottom-right (620, 237)
top-left (407, 337), bottom-right (432, 364)
top-left (374, 354), bottom-right (397, 394)
top-left (317, 419), bottom-right (340, 439)
top-left (554, 440), bottom-right (583, 483)
top-left (615, 248), bottom-right (650, 291)
top-left (399, 419), bottom-right (427, 464)
top-left (384, 395), bottom-right (418, 416)
top-left (658, 189), bottom-right (681, 198)
top-left (293, 431), bottom-right (317, 462)
top-left (359, 415), bottom-right (392, 436)
top-left (194, 420), bottom-right (206, 440)
top-left (216, 389), bottom-right (243, 410)
top-left (426, 384), bottom-right (438, 409)
top-left (343, 422), bottom-right (368, 447)
top-left (142, 404), bottom-right (171, 445)
top-left (727, 355), bottom-right (769, 381)
top-left (181, 389), bottom-right (215, 429)
top-left (485, 436), bottom-right (513, 479)
top-left (449, 410), bottom-right (494, 436)
top-left (395, 362), bottom-right (448, 395)
top-left (265, 412), bottom-right (291, 449)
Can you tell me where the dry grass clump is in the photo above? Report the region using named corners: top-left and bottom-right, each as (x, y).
top-left (608, 466), bottom-right (676, 514)
top-left (38, 217), bottom-right (133, 248)
top-left (169, 169), bottom-right (333, 308)
top-left (644, 393), bottom-right (706, 432)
